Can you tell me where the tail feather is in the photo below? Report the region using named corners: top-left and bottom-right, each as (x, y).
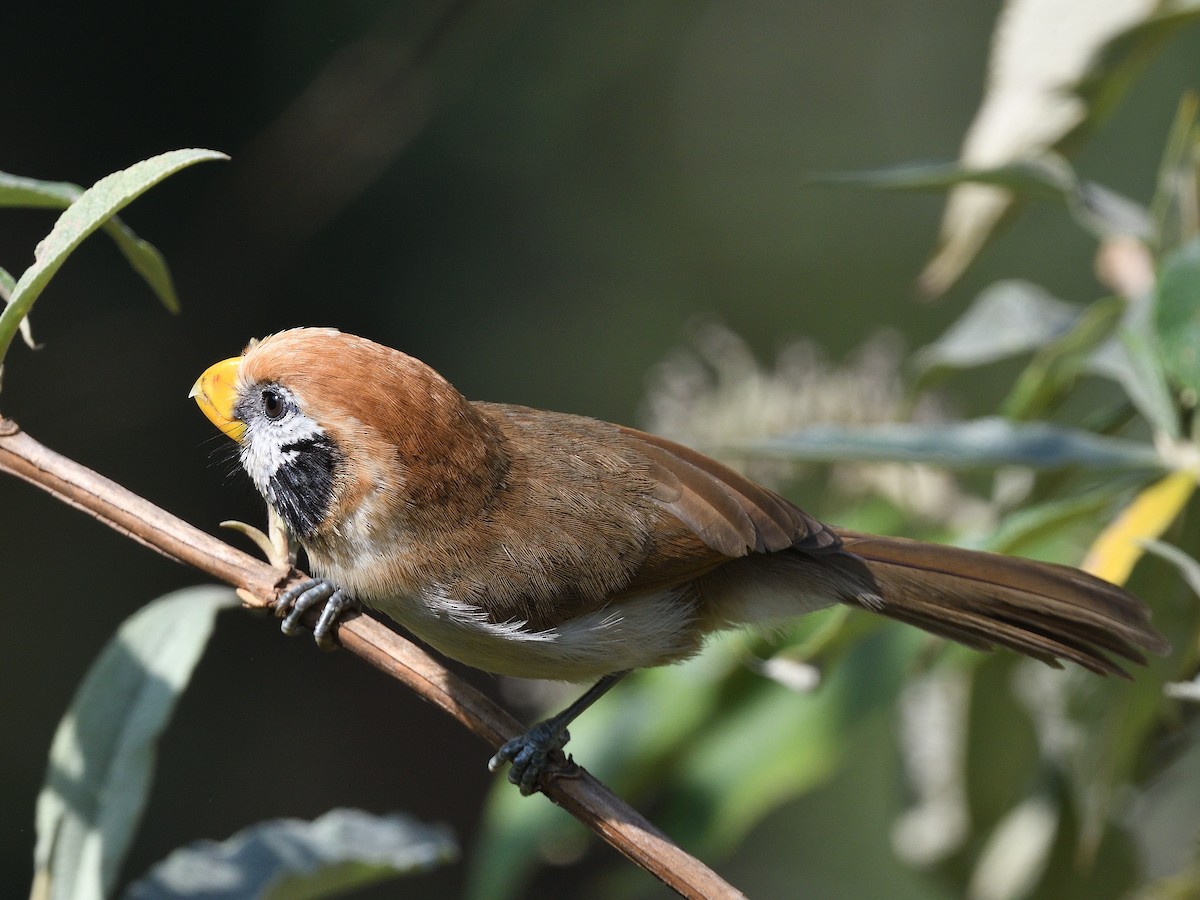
top-left (833, 529), bottom-right (1170, 677)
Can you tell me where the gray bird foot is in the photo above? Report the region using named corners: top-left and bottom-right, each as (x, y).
top-left (488, 722), bottom-right (572, 796)
top-left (275, 577), bottom-right (359, 650)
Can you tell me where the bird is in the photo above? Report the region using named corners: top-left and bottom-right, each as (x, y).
top-left (191, 327), bottom-right (1170, 794)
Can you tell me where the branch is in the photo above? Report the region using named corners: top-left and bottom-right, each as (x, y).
top-left (0, 417), bottom-right (744, 900)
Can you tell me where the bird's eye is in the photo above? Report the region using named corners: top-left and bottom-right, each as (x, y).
top-left (262, 389), bottom-right (285, 419)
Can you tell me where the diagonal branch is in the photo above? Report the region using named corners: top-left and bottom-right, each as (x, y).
top-left (0, 417), bottom-right (744, 900)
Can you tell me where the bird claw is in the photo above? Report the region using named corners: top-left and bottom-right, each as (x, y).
top-left (488, 722), bottom-right (572, 796)
top-left (275, 577), bottom-right (359, 650)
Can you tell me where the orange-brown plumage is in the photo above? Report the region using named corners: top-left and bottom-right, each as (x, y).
top-left (194, 327), bottom-right (1170, 790)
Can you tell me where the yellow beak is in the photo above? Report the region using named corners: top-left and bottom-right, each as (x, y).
top-left (190, 357), bottom-right (246, 442)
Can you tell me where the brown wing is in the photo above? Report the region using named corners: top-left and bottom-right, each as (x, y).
top-left (617, 425), bottom-right (839, 558)
top-left (466, 405), bottom-right (838, 622)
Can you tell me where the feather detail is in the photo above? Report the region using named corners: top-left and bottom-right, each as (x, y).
top-left (616, 425), bottom-right (837, 556)
top-left (834, 530), bottom-right (1171, 676)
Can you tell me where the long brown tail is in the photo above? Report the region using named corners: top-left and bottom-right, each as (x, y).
top-left (833, 529), bottom-right (1171, 676)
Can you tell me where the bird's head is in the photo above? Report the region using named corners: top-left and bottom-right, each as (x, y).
top-left (191, 327), bottom-right (509, 544)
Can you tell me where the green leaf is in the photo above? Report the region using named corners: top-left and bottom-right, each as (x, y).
top-left (102, 218), bottom-right (180, 313)
top-left (0, 172), bottom-right (80, 207)
top-left (963, 657), bottom-right (1040, 832)
top-left (1142, 539), bottom-right (1200, 601)
top-left (813, 156), bottom-right (1153, 241)
top-left (811, 157), bottom-right (1074, 202)
top-left (1148, 92), bottom-right (1199, 253)
top-left (0, 171), bottom-right (185, 316)
top-left (915, 280), bottom-right (1082, 377)
top-left (983, 482), bottom-right (1139, 559)
top-left (1153, 237), bottom-right (1200, 400)
top-left (1074, 3), bottom-right (1200, 128)
top-left (663, 625), bottom-right (922, 854)
top-left (1088, 324), bottom-right (1181, 438)
top-left (1069, 180), bottom-right (1157, 242)
top-left (32, 586), bottom-right (238, 900)
top-left (0, 149), bottom-right (226, 366)
top-left (1002, 295), bottom-right (1125, 420)
top-left (1052, 524), bottom-right (1183, 860)
top-left (123, 809), bottom-right (457, 900)
top-left (468, 785), bottom-right (579, 900)
top-left (1062, 662), bottom-right (1171, 861)
top-left (737, 418), bottom-right (1162, 471)
top-left (1023, 783), bottom-right (1140, 900)
top-left (1125, 719), bottom-right (1200, 895)
top-left (0, 265), bottom-right (36, 350)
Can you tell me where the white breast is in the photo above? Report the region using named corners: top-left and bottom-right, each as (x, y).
top-left (378, 585), bottom-right (706, 682)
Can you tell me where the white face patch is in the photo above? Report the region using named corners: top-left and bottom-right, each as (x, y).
top-left (235, 383), bottom-right (341, 538)
top-left (239, 403), bottom-right (328, 499)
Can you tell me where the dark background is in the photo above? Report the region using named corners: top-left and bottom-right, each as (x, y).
top-left (3, 1), bottom-right (1197, 896)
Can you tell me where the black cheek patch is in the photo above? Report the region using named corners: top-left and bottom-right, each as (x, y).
top-left (268, 437), bottom-right (341, 539)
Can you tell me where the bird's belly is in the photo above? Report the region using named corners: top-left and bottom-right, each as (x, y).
top-left (372, 587), bottom-right (706, 682)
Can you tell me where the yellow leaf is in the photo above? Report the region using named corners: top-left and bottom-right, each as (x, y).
top-left (1082, 470), bottom-right (1197, 584)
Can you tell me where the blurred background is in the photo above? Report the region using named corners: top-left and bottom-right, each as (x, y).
top-left (3, 1), bottom-right (1198, 897)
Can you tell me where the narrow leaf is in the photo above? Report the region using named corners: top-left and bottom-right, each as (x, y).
top-left (1087, 325), bottom-right (1181, 438)
top-left (1002, 295), bottom-right (1125, 420)
top-left (1074, 3), bottom-right (1200, 124)
top-left (819, 156), bottom-right (1152, 242)
top-left (738, 418), bottom-right (1162, 471)
top-left (811, 157), bottom-right (1073, 202)
top-left (915, 281), bottom-right (1081, 375)
top-left (1148, 91), bottom-right (1199, 251)
top-left (32, 587), bottom-right (238, 900)
top-left (1081, 470), bottom-right (1197, 585)
top-left (0, 265), bottom-right (36, 349)
top-left (1069, 180), bottom-right (1156, 241)
top-left (0, 149), bottom-right (226, 365)
top-left (124, 809), bottom-right (457, 900)
top-left (0, 171), bottom-right (185, 314)
top-left (0, 172), bottom-right (79, 207)
top-left (100, 218), bottom-right (180, 313)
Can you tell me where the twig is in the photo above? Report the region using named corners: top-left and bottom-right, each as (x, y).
top-left (0, 417), bottom-right (745, 900)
